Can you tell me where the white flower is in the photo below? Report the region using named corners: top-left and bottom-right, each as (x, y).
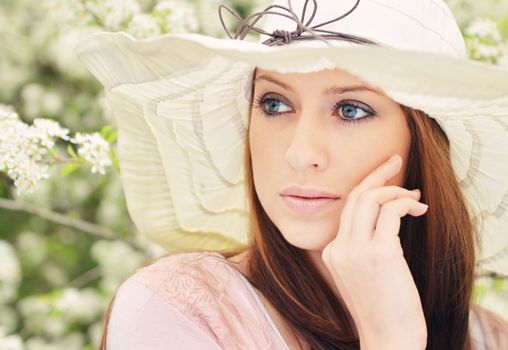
top-left (465, 18), bottom-right (502, 43)
top-left (33, 118), bottom-right (69, 140)
top-left (47, 27), bottom-right (102, 80)
top-left (20, 84), bottom-right (44, 120)
top-left (0, 241), bottom-right (22, 304)
top-left (16, 232), bottom-right (48, 267)
top-left (41, 0), bottom-right (91, 28)
top-left (41, 316), bottom-right (67, 339)
top-left (85, 0), bottom-right (141, 31)
top-left (91, 240), bottom-right (146, 293)
top-left (153, 0), bottom-right (199, 33)
top-left (0, 305), bottom-right (19, 334)
top-left (0, 106), bottom-right (68, 194)
top-left (463, 17), bottom-right (508, 65)
top-left (19, 84), bottom-right (64, 119)
top-left (40, 90), bottom-right (64, 116)
top-left (0, 105), bottom-right (17, 121)
top-left (498, 54), bottom-right (508, 67)
top-left (40, 262), bottom-right (69, 287)
top-left (466, 37), bottom-right (506, 64)
top-left (1, 104), bottom-right (113, 193)
top-left (70, 132), bottom-right (112, 175)
top-left (128, 13), bottom-right (161, 38)
top-left (17, 296), bottom-right (52, 334)
top-left (0, 332), bottom-right (24, 350)
top-left (25, 333), bottom-right (84, 350)
top-left (0, 51), bottom-right (33, 102)
top-left (54, 288), bottom-right (105, 323)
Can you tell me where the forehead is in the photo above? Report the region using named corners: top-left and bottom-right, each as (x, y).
top-left (253, 67), bottom-right (386, 96)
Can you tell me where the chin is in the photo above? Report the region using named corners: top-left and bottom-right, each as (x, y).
top-left (274, 217), bottom-right (338, 251)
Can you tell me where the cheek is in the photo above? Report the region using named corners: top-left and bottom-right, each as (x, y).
top-left (249, 121), bottom-right (339, 250)
top-left (249, 119), bottom-right (278, 201)
top-left (249, 119), bottom-right (278, 182)
top-left (339, 117), bottom-right (411, 188)
top-left (247, 111), bottom-right (412, 252)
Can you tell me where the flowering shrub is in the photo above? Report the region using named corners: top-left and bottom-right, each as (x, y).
top-left (0, 0), bottom-right (507, 349)
top-left (464, 18), bottom-right (508, 64)
top-left (0, 105), bottom-right (113, 195)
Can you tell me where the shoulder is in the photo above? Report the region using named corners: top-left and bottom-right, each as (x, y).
top-left (119, 250), bottom-right (233, 312)
top-left (470, 304), bottom-right (508, 350)
top-left (127, 250), bottom-right (228, 283)
top-left (105, 251), bottom-right (233, 349)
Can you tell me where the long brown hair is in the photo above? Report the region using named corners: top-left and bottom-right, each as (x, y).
top-left (99, 76), bottom-right (477, 350)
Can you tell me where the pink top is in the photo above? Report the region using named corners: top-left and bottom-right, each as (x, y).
top-left (106, 251), bottom-right (508, 349)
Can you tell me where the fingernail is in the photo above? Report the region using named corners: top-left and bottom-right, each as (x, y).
top-left (419, 203), bottom-right (429, 209)
top-left (411, 189), bottom-right (421, 195)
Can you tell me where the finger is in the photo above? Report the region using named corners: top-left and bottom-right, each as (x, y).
top-left (372, 197), bottom-right (428, 244)
top-left (350, 187), bottom-right (421, 243)
top-left (338, 154), bottom-right (403, 241)
top-left (351, 154), bottom-right (403, 196)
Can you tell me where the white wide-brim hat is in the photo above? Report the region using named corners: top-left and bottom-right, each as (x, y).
top-left (75, 0), bottom-right (508, 276)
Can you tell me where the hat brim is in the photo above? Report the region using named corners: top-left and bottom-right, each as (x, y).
top-left (75, 31), bottom-right (508, 274)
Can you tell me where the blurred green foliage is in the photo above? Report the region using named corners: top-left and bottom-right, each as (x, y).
top-left (0, 0), bottom-right (507, 348)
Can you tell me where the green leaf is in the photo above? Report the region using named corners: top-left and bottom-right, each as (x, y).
top-left (493, 277), bottom-right (505, 292)
top-left (67, 145), bottom-right (78, 159)
top-left (101, 125), bottom-right (118, 144)
top-left (60, 163), bottom-right (80, 177)
top-left (100, 125), bottom-right (113, 138)
top-left (106, 130), bottom-right (117, 144)
top-left (110, 148), bottom-right (121, 174)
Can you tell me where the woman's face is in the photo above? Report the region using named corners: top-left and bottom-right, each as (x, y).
top-left (249, 68), bottom-right (412, 251)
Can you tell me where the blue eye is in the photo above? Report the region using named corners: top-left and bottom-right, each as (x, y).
top-left (336, 101), bottom-right (376, 125)
top-left (252, 94), bottom-right (377, 126)
top-left (253, 96), bottom-right (292, 117)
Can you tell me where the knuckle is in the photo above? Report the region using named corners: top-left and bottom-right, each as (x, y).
top-left (356, 190), bottom-right (376, 206)
top-left (386, 185), bottom-right (406, 192)
top-left (323, 242), bottom-right (342, 264)
top-left (326, 246), bottom-right (353, 268)
top-left (381, 197), bottom-right (411, 211)
top-left (401, 197), bottom-right (417, 207)
top-left (388, 185), bottom-right (411, 197)
top-left (380, 200), bottom-right (397, 213)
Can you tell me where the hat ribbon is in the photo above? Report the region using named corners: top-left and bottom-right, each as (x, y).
top-left (218, 0), bottom-right (380, 47)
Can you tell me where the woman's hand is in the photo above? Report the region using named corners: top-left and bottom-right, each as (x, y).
top-left (321, 154), bottom-right (428, 350)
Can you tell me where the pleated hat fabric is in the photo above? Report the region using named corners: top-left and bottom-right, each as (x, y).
top-left (75, 0), bottom-right (508, 275)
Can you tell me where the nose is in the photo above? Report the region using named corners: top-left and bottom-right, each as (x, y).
top-left (284, 113), bottom-right (328, 172)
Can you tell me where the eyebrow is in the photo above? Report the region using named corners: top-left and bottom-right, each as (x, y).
top-left (254, 74), bottom-right (383, 95)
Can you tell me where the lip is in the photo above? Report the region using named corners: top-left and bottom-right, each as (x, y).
top-left (279, 186), bottom-right (340, 215)
top-left (281, 195), bottom-right (339, 214)
top-left (280, 186), bottom-right (340, 199)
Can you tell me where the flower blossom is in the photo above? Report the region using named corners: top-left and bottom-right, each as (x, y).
top-left (464, 17), bottom-right (508, 65)
top-left (0, 104), bottom-right (113, 194)
top-left (128, 13), bottom-right (161, 38)
top-left (153, 0), bottom-right (199, 33)
top-left (0, 240), bottom-right (22, 305)
top-left (85, 0), bottom-right (141, 31)
top-left (70, 132), bottom-right (112, 175)
top-left (0, 106), bottom-right (51, 194)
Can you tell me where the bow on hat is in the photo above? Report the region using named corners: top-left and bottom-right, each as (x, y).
top-left (218, 0), bottom-right (378, 46)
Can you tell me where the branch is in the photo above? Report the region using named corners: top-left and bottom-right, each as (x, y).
top-left (0, 197), bottom-right (144, 251)
top-left (475, 270), bottom-right (508, 280)
top-left (68, 266), bottom-right (102, 288)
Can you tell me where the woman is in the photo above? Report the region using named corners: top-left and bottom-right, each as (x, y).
top-left (76, 0), bottom-right (508, 349)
